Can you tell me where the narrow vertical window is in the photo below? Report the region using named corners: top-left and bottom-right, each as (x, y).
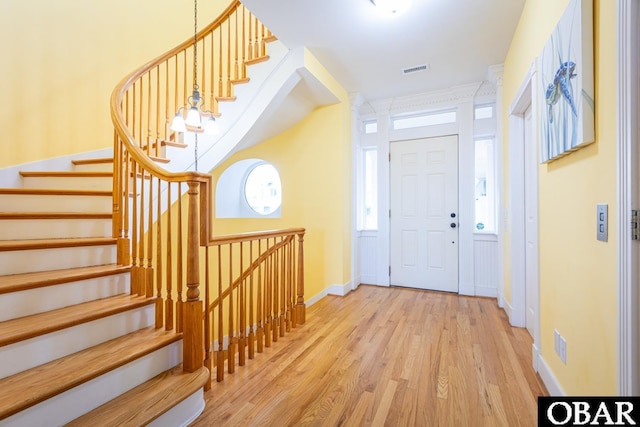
top-left (361, 148), bottom-right (378, 229)
top-left (474, 139), bottom-right (495, 232)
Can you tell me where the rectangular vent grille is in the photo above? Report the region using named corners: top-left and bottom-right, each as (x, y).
top-left (402, 64), bottom-right (430, 75)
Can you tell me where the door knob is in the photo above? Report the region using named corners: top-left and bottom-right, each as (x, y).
top-left (450, 223), bottom-right (457, 228)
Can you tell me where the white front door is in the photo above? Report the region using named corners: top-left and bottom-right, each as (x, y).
top-left (390, 135), bottom-right (459, 292)
top-left (524, 104), bottom-right (538, 337)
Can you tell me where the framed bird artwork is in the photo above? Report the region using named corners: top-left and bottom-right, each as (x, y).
top-left (538, 0), bottom-right (595, 163)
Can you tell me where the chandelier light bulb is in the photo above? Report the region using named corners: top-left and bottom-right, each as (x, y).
top-left (170, 113), bottom-right (187, 132)
top-left (185, 107), bottom-right (202, 128)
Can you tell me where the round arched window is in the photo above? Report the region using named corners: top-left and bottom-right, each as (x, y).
top-left (244, 163), bottom-right (282, 215)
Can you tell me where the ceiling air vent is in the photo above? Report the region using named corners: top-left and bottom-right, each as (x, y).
top-left (402, 64), bottom-right (430, 75)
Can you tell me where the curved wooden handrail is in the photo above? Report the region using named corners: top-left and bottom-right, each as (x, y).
top-left (110, 0), bottom-right (243, 184)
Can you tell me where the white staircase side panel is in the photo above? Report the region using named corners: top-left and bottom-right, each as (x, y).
top-left (0, 341), bottom-right (182, 427)
top-left (149, 388), bottom-right (205, 427)
top-left (0, 244), bottom-right (117, 275)
top-left (0, 304), bottom-right (155, 380)
top-left (161, 40), bottom-right (291, 174)
top-left (0, 194), bottom-right (112, 213)
top-left (21, 176), bottom-right (113, 191)
top-left (0, 273), bottom-right (130, 322)
top-left (0, 218), bottom-right (112, 240)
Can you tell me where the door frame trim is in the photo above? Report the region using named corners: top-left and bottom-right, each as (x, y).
top-left (507, 62), bottom-right (541, 367)
top-left (617, 0), bottom-right (639, 396)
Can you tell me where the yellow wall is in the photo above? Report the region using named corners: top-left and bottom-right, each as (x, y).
top-left (0, 0), bottom-right (225, 169)
top-left (502, 0), bottom-right (617, 393)
top-left (210, 65), bottom-right (352, 301)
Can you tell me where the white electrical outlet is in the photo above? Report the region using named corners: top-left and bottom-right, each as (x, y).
top-left (559, 335), bottom-right (567, 364)
top-left (554, 329), bottom-right (560, 355)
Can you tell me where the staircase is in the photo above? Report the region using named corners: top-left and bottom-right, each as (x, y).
top-left (0, 158), bottom-right (208, 426)
top-left (0, 1), bottom-right (323, 423)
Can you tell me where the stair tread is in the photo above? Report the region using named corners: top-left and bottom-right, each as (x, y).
top-left (231, 77), bottom-right (250, 85)
top-left (0, 326), bottom-right (181, 420)
top-left (0, 236), bottom-right (116, 251)
top-left (0, 188), bottom-right (111, 196)
top-left (0, 212), bottom-right (112, 219)
top-left (216, 96), bottom-right (237, 102)
top-left (20, 171), bottom-right (112, 177)
top-left (0, 293), bottom-right (155, 348)
top-left (245, 55), bottom-right (270, 66)
top-left (67, 365), bottom-right (208, 426)
top-left (0, 264), bottom-right (130, 295)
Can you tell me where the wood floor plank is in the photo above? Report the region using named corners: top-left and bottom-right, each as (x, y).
top-left (192, 285), bottom-right (547, 426)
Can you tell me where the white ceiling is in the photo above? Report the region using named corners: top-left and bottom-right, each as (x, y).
top-left (242, 0), bottom-right (525, 102)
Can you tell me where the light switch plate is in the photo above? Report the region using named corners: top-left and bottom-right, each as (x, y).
top-left (597, 204), bottom-right (608, 242)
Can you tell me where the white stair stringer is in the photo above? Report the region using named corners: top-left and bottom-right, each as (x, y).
top-left (0, 271), bottom-right (129, 322)
top-left (0, 340), bottom-right (183, 427)
top-left (0, 303), bottom-right (155, 380)
top-left (0, 243), bottom-right (117, 275)
top-left (163, 40), bottom-right (339, 175)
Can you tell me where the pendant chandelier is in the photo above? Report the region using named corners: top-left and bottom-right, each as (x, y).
top-left (170, 0), bottom-right (219, 136)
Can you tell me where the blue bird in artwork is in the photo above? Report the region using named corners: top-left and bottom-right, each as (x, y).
top-left (545, 61), bottom-right (577, 123)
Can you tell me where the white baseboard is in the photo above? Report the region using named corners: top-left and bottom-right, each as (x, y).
top-left (537, 353), bottom-right (566, 396)
top-left (504, 298), bottom-right (514, 323)
top-left (532, 343), bottom-right (540, 372)
top-left (475, 286), bottom-right (497, 298)
top-left (306, 281), bottom-right (354, 307)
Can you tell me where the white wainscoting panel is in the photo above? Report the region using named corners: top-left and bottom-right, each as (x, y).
top-left (473, 234), bottom-right (498, 297)
top-left (359, 231), bottom-right (378, 285)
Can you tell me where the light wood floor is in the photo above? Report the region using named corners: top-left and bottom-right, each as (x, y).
top-left (192, 285), bottom-right (547, 426)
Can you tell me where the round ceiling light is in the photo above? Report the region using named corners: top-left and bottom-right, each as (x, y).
top-left (370, 0), bottom-right (412, 16)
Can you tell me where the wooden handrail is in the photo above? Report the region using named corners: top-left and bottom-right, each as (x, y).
top-left (204, 228), bottom-right (305, 384)
top-left (206, 234), bottom-right (295, 311)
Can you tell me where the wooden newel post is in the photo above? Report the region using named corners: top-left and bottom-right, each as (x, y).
top-left (183, 181), bottom-right (204, 373)
top-left (296, 232), bottom-right (306, 325)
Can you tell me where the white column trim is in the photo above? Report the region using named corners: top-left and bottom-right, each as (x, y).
top-left (616, 0), bottom-right (639, 396)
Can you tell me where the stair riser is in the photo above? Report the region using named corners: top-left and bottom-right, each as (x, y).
top-left (0, 218), bottom-right (111, 240)
top-left (0, 304), bottom-right (156, 380)
top-left (0, 273), bottom-right (129, 322)
top-left (0, 341), bottom-right (182, 427)
top-left (0, 194), bottom-right (111, 213)
top-left (21, 176), bottom-right (112, 191)
top-left (0, 245), bottom-right (117, 275)
top-left (73, 163), bottom-right (113, 173)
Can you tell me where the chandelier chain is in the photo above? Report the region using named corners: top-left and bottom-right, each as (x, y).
top-left (193, 0), bottom-right (198, 91)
